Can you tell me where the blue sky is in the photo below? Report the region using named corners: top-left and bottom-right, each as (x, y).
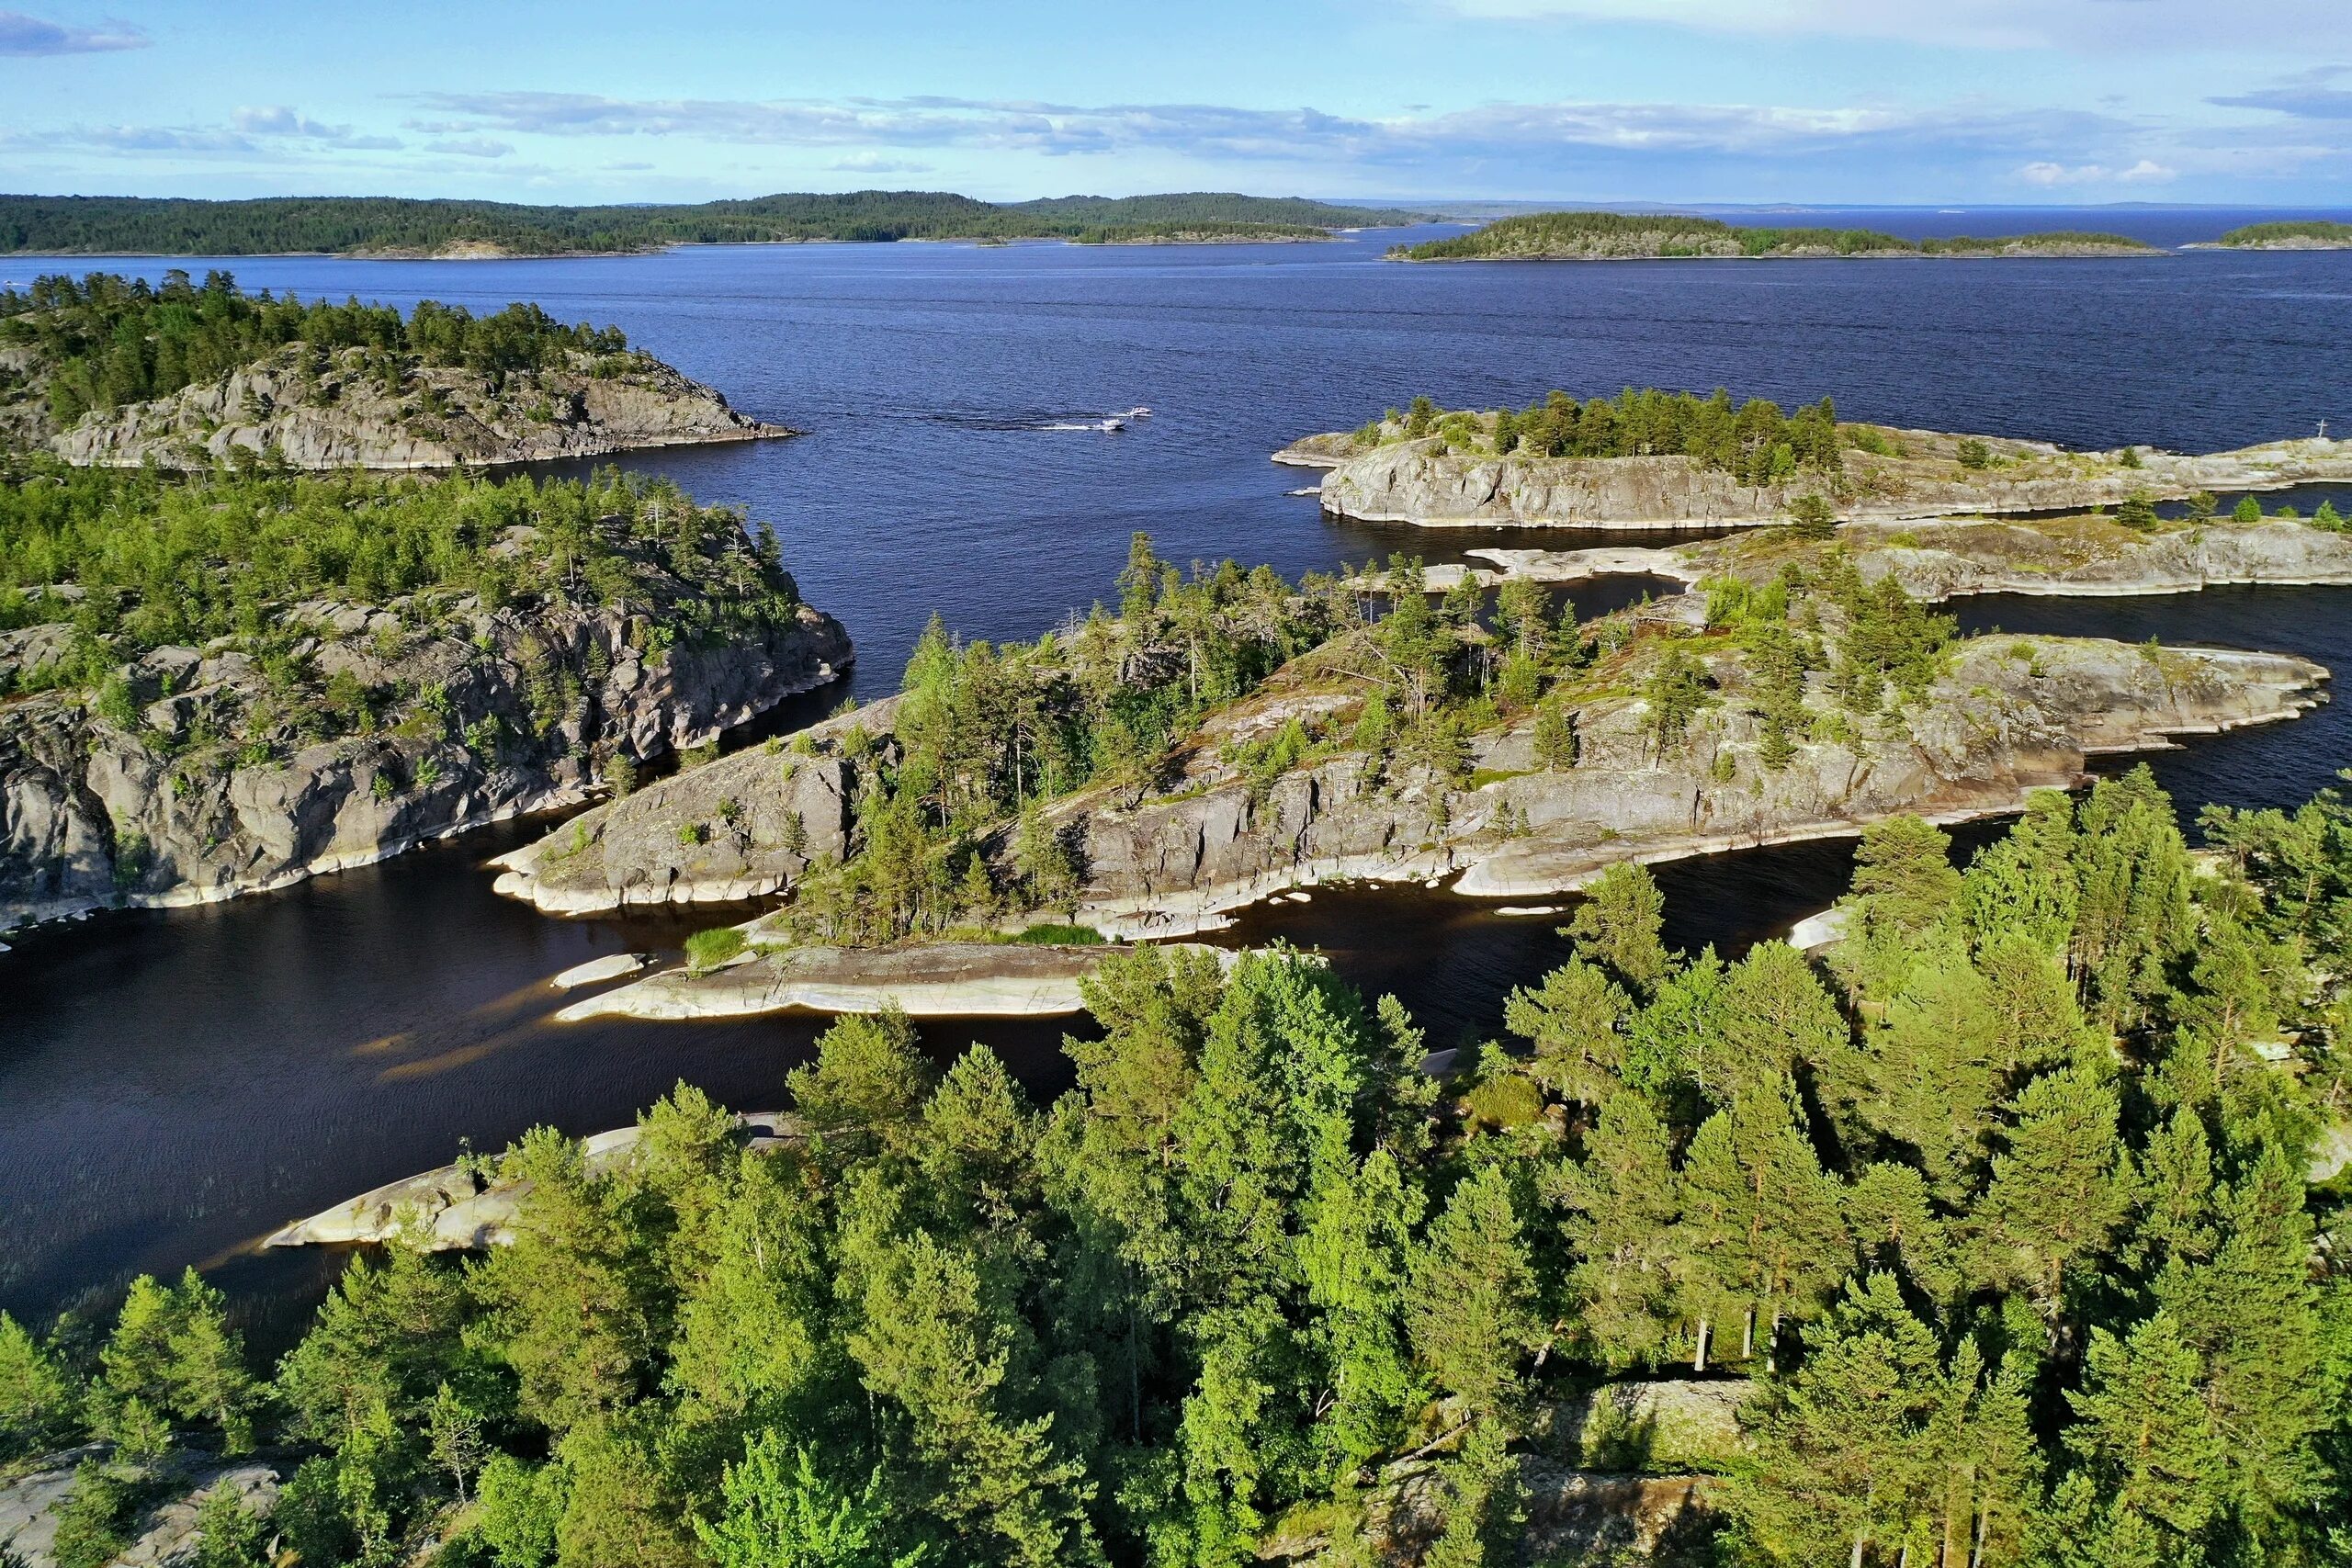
top-left (2, 0), bottom-right (2347, 206)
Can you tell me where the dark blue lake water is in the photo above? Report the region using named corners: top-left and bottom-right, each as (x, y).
top-left (5, 213), bottom-right (2350, 1341)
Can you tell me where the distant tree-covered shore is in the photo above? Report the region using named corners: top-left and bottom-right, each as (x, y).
top-left (1393, 211), bottom-right (2162, 262)
top-left (0, 191), bottom-right (1430, 257)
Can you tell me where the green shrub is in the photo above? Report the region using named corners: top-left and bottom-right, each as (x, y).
top-left (51, 1462), bottom-right (134, 1568)
top-left (1010, 922), bottom-right (1104, 946)
top-left (1955, 437), bottom-right (1992, 470)
top-left (684, 926), bottom-right (749, 972)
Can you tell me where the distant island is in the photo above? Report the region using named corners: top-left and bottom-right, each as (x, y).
top-left (1390, 210), bottom-right (2160, 262)
top-left (2206, 219), bottom-right (2352, 251)
top-left (0, 191), bottom-right (1432, 258)
top-left (0, 270), bottom-right (786, 468)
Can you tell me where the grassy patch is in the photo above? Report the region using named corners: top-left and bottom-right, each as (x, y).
top-left (683, 926), bottom-right (749, 972)
top-left (1011, 922), bottom-right (1106, 946)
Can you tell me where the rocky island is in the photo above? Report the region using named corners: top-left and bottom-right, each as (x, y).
top-left (490, 535), bottom-right (2324, 1004)
top-left (2200, 219), bottom-right (2352, 251)
top-left (1441, 505), bottom-right (2352, 604)
top-left (0, 463), bottom-right (848, 931)
top-left (0, 271), bottom-right (788, 469)
top-left (1280, 389), bottom-right (2352, 528)
top-left (1391, 210), bottom-right (2161, 262)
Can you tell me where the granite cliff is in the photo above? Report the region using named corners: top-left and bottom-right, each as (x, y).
top-left (492, 600), bottom-right (2324, 939)
top-left (1281, 428), bottom-right (2352, 528)
top-left (0, 593), bottom-right (847, 929)
top-left (1449, 513), bottom-right (2352, 601)
top-left (1, 339), bottom-right (787, 470)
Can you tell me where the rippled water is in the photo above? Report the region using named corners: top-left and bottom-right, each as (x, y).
top-left (5, 216), bottom-right (2350, 1338)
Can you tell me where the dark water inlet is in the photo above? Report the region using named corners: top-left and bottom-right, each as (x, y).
top-left (5, 220), bottom-right (2350, 1337)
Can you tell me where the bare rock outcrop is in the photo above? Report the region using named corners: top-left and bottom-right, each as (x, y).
top-left (1463, 514), bottom-right (2352, 602)
top-left (17, 342), bottom-right (791, 469)
top-left (1283, 430), bottom-right (2352, 528)
top-left (555, 939), bottom-right (1243, 1021)
top-left (0, 1450), bottom-right (281, 1568)
top-left (0, 595), bottom-right (850, 930)
top-left (493, 617), bottom-right (2324, 940)
top-left (491, 694), bottom-right (900, 914)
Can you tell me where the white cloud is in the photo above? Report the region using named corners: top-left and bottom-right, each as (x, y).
top-left (2018, 156), bottom-right (2177, 185)
top-left (1418, 0), bottom-right (2346, 52)
top-left (830, 152), bottom-right (934, 174)
top-left (0, 9), bottom-right (145, 55)
top-left (426, 137), bottom-right (514, 158)
top-left (231, 106), bottom-right (402, 150)
top-left (405, 89), bottom-right (2119, 167)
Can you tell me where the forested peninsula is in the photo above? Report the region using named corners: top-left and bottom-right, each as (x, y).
top-left (0, 192), bottom-right (1429, 257)
top-left (6, 762), bottom-right (2351, 1566)
top-left (1282, 392), bottom-right (2352, 528)
top-left (0, 272), bottom-right (786, 468)
top-left (1390, 212), bottom-right (2160, 262)
top-left (0, 462), bottom-right (848, 929)
top-left (491, 533), bottom-right (2321, 968)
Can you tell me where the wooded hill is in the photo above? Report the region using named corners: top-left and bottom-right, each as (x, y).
top-left (0, 192), bottom-right (1430, 256)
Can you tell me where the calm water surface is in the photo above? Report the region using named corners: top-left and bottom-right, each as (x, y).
top-left (6, 213), bottom-right (2351, 1336)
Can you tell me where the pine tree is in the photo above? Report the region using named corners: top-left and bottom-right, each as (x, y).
top-left (1730, 1272), bottom-right (1943, 1566)
top-left (1549, 1093), bottom-right (1682, 1367)
top-left (2064, 1312), bottom-right (2227, 1549)
top-left (1404, 1166), bottom-right (1544, 1418)
top-left (1859, 937), bottom-right (2003, 1202)
top-left (1974, 1066), bottom-right (2128, 1325)
top-left (1563, 862), bottom-right (1670, 995)
top-left (1503, 957), bottom-right (1632, 1107)
top-left (1675, 1077), bottom-right (1849, 1369)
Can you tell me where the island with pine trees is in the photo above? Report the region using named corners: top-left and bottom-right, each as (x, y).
top-left (1389, 211), bottom-right (2162, 262)
top-left (0, 271), bottom-right (791, 469)
top-left (487, 532), bottom-right (2323, 1019)
top-left (0, 462), bottom-right (849, 931)
top-left (1279, 390), bottom-right (2352, 528)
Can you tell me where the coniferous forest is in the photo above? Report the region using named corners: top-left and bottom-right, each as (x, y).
top-left (0, 193), bottom-right (1428, 258)
top-left (4, 761), bottom-right (2348, 1567)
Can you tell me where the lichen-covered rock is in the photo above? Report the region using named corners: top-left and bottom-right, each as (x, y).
top-left (0, 595), bottom-right (850, 929)
top-left (1538, 1379), bottom-right (1753, 1472)
top-left (20, 341), bottom-right (791, 469)
top-left (492, 694), bottom-right (897, 914)
top-left (1290, 432), bottom-right (2352, 529)
top-left (1472, 516), bottom-right (2352, 604)
top-left (0, 1450), bottom-right (281, 1568)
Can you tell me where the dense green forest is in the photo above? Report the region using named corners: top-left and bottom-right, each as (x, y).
top-left (5, 763), bottom-right (2347, 1566)
top-left (2216, 220), bottom-right (2352, 246)
top-left (1355, 390), bottom-right (1847, 482)
top-left (0, 459), bottom-right (803, 694)
top-left (0, 269), bottom-right (632, 423)
top-left (0, 192), bottom-right (1427, 256)
top-left (1393, 212), bottom-right (2154, 262)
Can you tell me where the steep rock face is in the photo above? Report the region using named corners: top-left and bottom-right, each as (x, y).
top-left (1460, 516), bottom-right (2352, 603)
top-left (1293, 433), bottom-right (2352, 528)
top-left (1070, 634), bottom-right (2324, 932)
top-left (494, 623), bottom-right (2324, 936)
top-left (0, 600), bottom-right (849, 928)
top-left (21, 342), bottom-right (790, 469)
top-left (491, 694), bottom-right (899, 913)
